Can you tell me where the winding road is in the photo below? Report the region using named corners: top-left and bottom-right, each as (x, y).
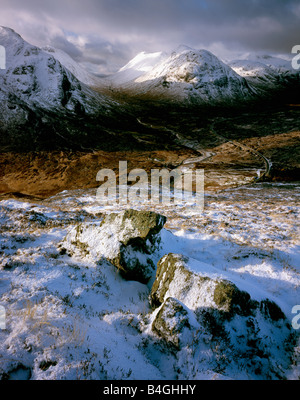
top-left (209, 119), bottom-right (272, 180)
top-left (137, 116), bottom-right (273, 185)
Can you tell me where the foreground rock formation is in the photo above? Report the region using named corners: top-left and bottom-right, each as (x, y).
top-left (61, 209), bottom-right (166, 283)
top-left (59, 210), bottom-right (297, 378)
top-left (150, 254), bottom-right (296, 377)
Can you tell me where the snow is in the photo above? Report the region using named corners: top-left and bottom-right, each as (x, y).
top-left (0, 182), bottom-right (299, 380)
top-left (1, 26), bottom-right (297, 111)
top-left (42, 46), bottom-right (101, 87)
top-left (229, 60), bottom-right (275, 77)
top-left (105, 46), bottom-right (299, 105)
top-left (108, 46), bottom-right (255, 104)
top-left (112, 51), bottom-right (168, 84)
top-left (228, 54), bottom-right (298, 91)
top-left (238, 53), bottom-right (296, 74)
top-left (0, 26), bottom-right (112, 118)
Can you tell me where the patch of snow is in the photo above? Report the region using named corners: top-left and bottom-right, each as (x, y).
top-left (0, 182), bottom-right (299, 380)
top-left (42, 46), bottom-right (101, 87)
top-left (114, 51), bottom-right (168, 84)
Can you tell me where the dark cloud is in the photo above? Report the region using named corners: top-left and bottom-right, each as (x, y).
top-left (0, 0), bottom-right (299, 73)
top-left (50, 35), bottom-right (83, 60)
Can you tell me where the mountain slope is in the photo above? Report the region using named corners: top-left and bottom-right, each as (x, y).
top-left (42, 45), bottom-right (101, 87)
top-left (239, 53), bottom-right (295, 74)
top-left (228, 54), bottom-right (299, 92)
top-left (109, 51), bottom-right (168, 85)
top-left (0, 27), bottom-right (112, 118)
top-left (229, 60), bottom-right (280, 89)
top-left (108, 46), bottom-right (300, 105)
top-left (0, 27), bottom-right (132, 152)
top-left (109, 47), bottom-right (256, 105)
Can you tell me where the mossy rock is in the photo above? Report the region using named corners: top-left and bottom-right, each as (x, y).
top-left (213, 280), bottom-right (258, 318)
top-left (150, 253), bottom-right (192, 308)
top-left (112, 245), bottom-right (156, 283)
top-left (152, 297), bottom-right (192, 349)
top-left (61, 209), bottom-right (167, 283)
top-left (101, 209), bottom-right (167, 247)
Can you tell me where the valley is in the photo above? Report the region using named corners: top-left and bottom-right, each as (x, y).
top-left (1, 102), bottom-right (299, 198)
top-left (0, 25), bottom-right (299, 381)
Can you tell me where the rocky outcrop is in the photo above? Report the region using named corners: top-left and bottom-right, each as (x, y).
top-left (152, 297), bottom-right (198, 350)
top-left (150, 253), bottom-right (296, 378)
top-left (61, 209), bottom-right (167, 283)
top-left (151, 253), bottom-right (257, 317)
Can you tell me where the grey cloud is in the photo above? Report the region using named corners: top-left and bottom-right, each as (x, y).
top-left (50, 35), bottom-right (83, 60)
top-left (0, 0), bottom-right (299, 73)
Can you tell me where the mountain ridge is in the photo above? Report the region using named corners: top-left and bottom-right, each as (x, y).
top-left (104, 45), bottom-right (299, 105)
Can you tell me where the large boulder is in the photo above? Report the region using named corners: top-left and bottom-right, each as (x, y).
top-left (149, 253), bottom-right (296, 379)
top-left (150, 253), bottom-right (257, 317)
top-left (152, 297), bottom-right (198, 350)
top-left (60, 209), bottom-right (167, 283)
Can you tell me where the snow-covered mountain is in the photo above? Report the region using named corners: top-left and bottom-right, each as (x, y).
top-left (237, 53), bottom-right (295, 74)
top-left (228, 54), bottom-right (298, 91)
top-left (42, 45), bottom-right (101, 87)
top-left (109, 51), bottom-right (168, 85)
top-left (0, 26), bottom-right (128, 152)
top-left (108, 46), bottom-right (299, 104)
top-left (0, 26), bottom-right (113, 129)
top-left (1, 24), bottom-right (298, 136)
top-left (108, 46), bottom-right (257, 104)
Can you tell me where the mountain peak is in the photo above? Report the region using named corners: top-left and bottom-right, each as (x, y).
top-left (42, 45), bottom-right (99, 86)
top-left (112, 46), bottom-right (255, 105)
top-left (0, 26), bottom-right (23, 42)
top-left (0, 26), bottom-right (19, 35)
top-left (0, 26), bottom-right (114, 131)
top-left (119, 50), bottom-right (167, 73)
top-left (173, 44), bottom-right (194, 54)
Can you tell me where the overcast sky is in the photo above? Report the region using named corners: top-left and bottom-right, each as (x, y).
top-left (0, 0), bottom-right (299, 74)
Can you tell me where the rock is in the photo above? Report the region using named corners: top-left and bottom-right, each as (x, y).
top-left (149, 253), bottom-right (296, 378)
top-left (102, 209), bottom-right (166, 247)
top-left (150, 253), bottom-right (257, 318)
top-left (213, 280), bottom-right (257, 317)
top-left (152, 297), bottom-right (194, 349)
top-left (61, 209), bottom-right (167, 283)
top-left (151, 254), bottom-right (191, 307)
top-left (150, 253), bottom-right (289, 321)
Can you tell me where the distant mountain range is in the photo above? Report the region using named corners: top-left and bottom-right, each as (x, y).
top-left (0, 26), bottom-right (299, 151)
top-left (106, 45), bottom-right (299, 104)
top-left (108, 46), bottom-right (255, 104)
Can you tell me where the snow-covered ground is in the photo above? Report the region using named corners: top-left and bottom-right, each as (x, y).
top-left (0, 182), bottom-right (299, 380)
